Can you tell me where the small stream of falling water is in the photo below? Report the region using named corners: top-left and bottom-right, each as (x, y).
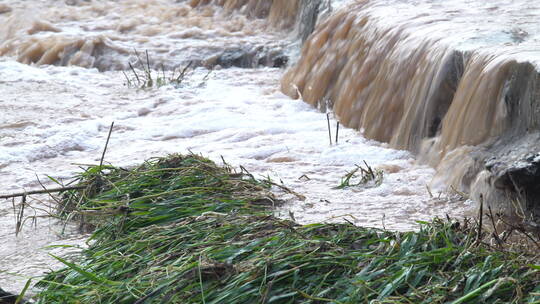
top-left (3, 0), bottom-right (538, 296)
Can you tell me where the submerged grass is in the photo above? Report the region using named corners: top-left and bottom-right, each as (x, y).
top-left (123, 50), bottom-right (211, 90)
top-left (35, 154), bottom-right (540, 303)
top-left (335, 161), bottom-right (384, 190)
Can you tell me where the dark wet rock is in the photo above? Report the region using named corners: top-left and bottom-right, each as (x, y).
top-left (204, 45), bottom-right (288, 69)
top-left (65, 0), bottom-right (91, 5)
top-left (298, 0), bottom-right (328, 42)
top-left (489, 152), bottom-right (540, 218)
top-left (474, 135), bottom-right (540, 223)
top-left (12, 37), bottom-right (289, 72)
top-left (0, 4), bottom-right (12, 14)
top-left (0, 287), bottom-right (19, 304)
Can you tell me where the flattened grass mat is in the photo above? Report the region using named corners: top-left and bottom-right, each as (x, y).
top-left (34, 154), bottom-right (540, 303)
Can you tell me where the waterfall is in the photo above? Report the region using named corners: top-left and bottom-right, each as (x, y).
top-left (282, 0), bottom-right (540, 222)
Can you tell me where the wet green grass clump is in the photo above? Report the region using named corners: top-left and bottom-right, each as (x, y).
top-left (35, 154), bottom-right (540, 303)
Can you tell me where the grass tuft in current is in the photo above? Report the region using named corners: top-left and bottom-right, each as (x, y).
top-left (335, 161), bottom-right (383, 189)
top-left (122, 50), bottom-right (211, 89)
top-left (55, 153), bottom-right (274, 232)
top-left (34, 154), bottom-right (540, 303)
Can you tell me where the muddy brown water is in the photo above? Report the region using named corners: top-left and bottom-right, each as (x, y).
top-left (2, 0), bottom-right (538, 296)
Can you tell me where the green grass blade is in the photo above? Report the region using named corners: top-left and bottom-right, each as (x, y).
top-left (49, 254), bottom-right (120, 286)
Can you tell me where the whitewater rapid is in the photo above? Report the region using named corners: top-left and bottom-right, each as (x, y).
top-left (0, 59), bottom-right (473, 293)
top-left (0, 0), bottom-right (480, 295)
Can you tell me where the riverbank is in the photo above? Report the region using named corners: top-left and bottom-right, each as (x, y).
top-left (23, 154), bottom-right (540, 303)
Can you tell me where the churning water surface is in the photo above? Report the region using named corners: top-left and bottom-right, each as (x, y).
top-left (8, 0), bottom-right (536, 294)
top-left (0, 60), bottom-right (470, 293)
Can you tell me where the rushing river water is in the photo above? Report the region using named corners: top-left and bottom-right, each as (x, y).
top-left (0, 60), bottom-right (470, 294)
top-left (2, 0), bottom-right (538, 296)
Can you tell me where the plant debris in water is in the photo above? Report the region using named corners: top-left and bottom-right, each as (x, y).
top-left (31, 154), bottom-right (540, 303)
top-left (123, 50), bottom-right (211, 89)
top-left (335, 161), bottom-right (384, 190)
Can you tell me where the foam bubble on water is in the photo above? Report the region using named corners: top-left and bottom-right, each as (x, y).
top-left (0, 59), bottom-right (52, 82)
